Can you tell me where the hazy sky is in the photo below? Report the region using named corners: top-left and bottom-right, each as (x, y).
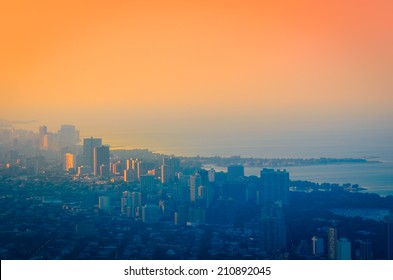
top-left (1, 0), bottom-right (393, 157)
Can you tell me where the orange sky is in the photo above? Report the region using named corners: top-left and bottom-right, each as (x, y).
top-left (1, 0), bottom-right (393, 155)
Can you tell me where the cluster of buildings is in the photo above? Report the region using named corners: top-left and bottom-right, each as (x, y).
top-left (0, 124), bottom-right (293, 258)
top-left (0, 124), bottom-right (387, 260)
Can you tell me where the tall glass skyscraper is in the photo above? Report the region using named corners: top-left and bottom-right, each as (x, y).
top-left (260, 168), bottom-right (290, 206)
top-left (83, 137), bottom-right (102, 172)
top-left (93, 145), bottom-right (109, 177)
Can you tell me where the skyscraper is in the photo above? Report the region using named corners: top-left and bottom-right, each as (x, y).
top-left (93, 145), bottom-right (110, 177)
top-left (38, 126), bottom-right (48, 150)
top-left (124, 169), bottom-right (137, 182)
top-left (337, 238), bottom-right (351, 260)
top-left (83, 137), bottom-right (102, 172)
top-left (259, 202), bottom-right (287, 257)
top-left (208, 168), bottom-right (215, 183)
top-left (227, 165), bottom-right (244, 181)
top-left (328, 227), bottom-right (338, 260)
top-left (359, 240), bottom-right (372, 260)
top-left (140, 174), bottom-right (156, 192)
top-left (260, 168), bottom-right (290, 206)
top-left (98, 196), bottom-right (111, 212)
top-left (189, 173), bottom-right (201, 202)
top-left (142, 204), bottom-right (160, 223)
top-left (131, 192), bottom-right (143, 218)
top-left (136, 159), bottom-right (147, 181)
top-left (311, 236), bottom-right (325, 256)
top-left (161, 157), bottom-right (179, 184)
top-left (63, 152), bottom-right (75, 171)
top-left (58, 124), bottom-right (79, 149)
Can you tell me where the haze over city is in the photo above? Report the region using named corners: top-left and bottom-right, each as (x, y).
top-left (2, 0), bottom-right (393, 157)
top-left (2, 1), bottom-right (393, 263)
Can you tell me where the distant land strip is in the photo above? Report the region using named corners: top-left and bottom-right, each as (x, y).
top-left (181, 156), bottom-right (379, 168)
top-left (110, 149), bottom-right (379, 167)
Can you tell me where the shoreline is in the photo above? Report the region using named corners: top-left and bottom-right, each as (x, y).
top-left (198, 157), bottom-right (379, 169)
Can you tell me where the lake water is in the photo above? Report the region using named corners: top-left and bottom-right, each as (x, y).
top-left (178, 143), bottom-right (393, 197)
top-left (203, 155), bottom-right (393, 197)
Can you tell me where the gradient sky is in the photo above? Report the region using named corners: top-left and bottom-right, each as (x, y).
top-left (1, 0), bottom-right (393, 157)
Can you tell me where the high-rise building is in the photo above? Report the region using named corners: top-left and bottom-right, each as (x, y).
top-left (120, 191), bottom-right (141, 217)
top-left (126, 159), bottom-right (132, 171)
top-left (93, 145), bottom-right (110, 177)
top-left (124, 169), bottom-right (137, 182)
top-left (359, 240), bottom-right (372, 260)
top-left (161, 164), bottom-right (172, 184)
top-left (198, 169), bottom-right (209, 186)
top-left (197, 184), bottom-right (214, 207)
top-left (227, 165), bottom-right (244, 181)
top-left (110, 160), bottom-right (122, 175)
top-left (46, 132), bottom-right (60, 151)
top-left (328, 227), bottom-right (338, 260)
top-left (259, 202), bottom-right (287, 257)
top-left (140, 174), bottom-right (156, 192)
top-left (136, 159), bottom-right (147, 181)
top-left (58, 124), bottom-right (79, 149)
top-left (260, 168), bottom-right (290, 206)
top-left (26, 156), bottom-right (44, 175)
top-left (98, 196), bottom-right (111, 212)
top-left (131, 192), bottom-right (143, 217)
top-left (174, 204), bottom-right (188, 225)
top-left (189, 173), bottom-right (201, 202)
top-left (161, 156), bottom-right (180, 184)
top-left (224, 182), bottom-right (247, 205)
top-left (77, 166), bottom-right (90, 176)
top-left (83, 137), bottom-right (102, 173)
top-left (131, 158), bottom-right (138, 170)
top-left (121, 196), bottom-right (128, 216)
top-left (337, 238), bottom-right (351, 260)
top-left (142, 204), bottom-right (160, 223)
top-left (38, 126), bottom-right (48, 150)
top-left (63, 152), bottom-right (75, 171)
top-left (208, 168), bottom-right (215, 183)
top-left (311, 236), bottom-right (325, 256)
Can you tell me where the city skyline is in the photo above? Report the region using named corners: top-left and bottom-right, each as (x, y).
top-left (2, 0), bottom-right (393, 157)
top-left (1, 125), bottom-right (392, 259)
top-left (2, 1), bottom-right (393, 265)
top-left (3, 119), bottom-right (393, 159)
